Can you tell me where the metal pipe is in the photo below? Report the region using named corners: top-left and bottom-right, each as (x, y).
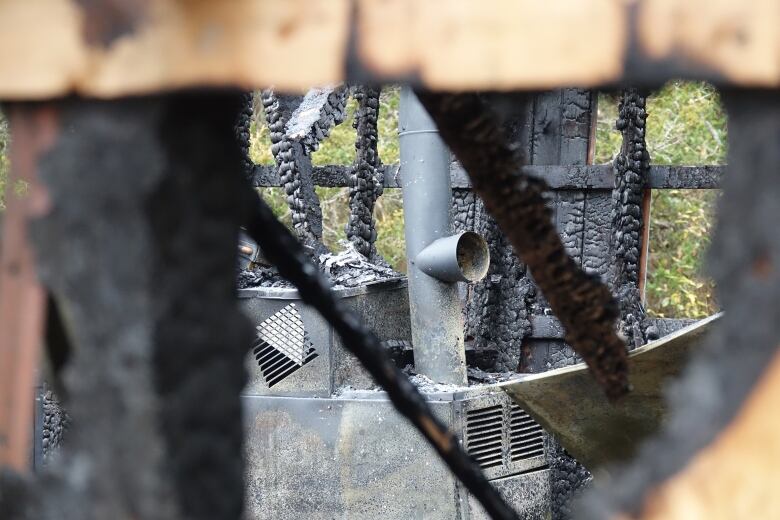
top-left (399, 88), bottom-right (471, 385)
top-left (416, 231), bottom-right (490, 283)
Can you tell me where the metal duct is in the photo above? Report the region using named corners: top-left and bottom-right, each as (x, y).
top-left (399, 88), bottom-right (488, 385)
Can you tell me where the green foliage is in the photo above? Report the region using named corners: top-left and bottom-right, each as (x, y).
top-left (596, 82), bottom-right (725, 318)
top-left (0, 111), bottom-right (9, 210)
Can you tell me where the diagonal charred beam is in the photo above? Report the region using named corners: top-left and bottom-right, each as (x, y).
top-left (241, 190), bottom-right (520, 520)
top-left (415, 91), bottom-right (629, 401)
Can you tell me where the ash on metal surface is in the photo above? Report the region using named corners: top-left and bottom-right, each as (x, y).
top-left (319, 242), bottom-right (402, 289)
top-left (406, 369), bottom-right (519, 394)
top-left (236, 266), bottom-right (293, 289)
top-left (237, 242), bottom-right (402, 290)
top-left (467, 367), bottom-right (518, 385)
top-left (333, 366), bottom-right (520, 397)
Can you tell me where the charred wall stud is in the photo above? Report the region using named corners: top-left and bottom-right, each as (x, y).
top-left (235, 93), bottom-right (255, 182)
top-left (612, 89), bottom-right (651, 349)
top-left (346, 86), bottom-right (383, 261)
top-left (17, 93), bottom-right (253, 520)
top-left (261, 90), bottom-right (326, 252)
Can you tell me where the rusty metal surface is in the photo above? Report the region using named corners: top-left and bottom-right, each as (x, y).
top-left (0, 0), bottom-right (779, 98)
top-left (0, 104), bottom-right (56, 471)
top-left (500, 314), bottom-right (722, 470)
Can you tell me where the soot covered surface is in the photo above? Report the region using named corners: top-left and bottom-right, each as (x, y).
top-left (20, 93), bottom-right (252, 520)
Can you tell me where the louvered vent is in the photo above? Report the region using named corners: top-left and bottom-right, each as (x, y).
top-left (465, 405), bottom-right (504, 469)
top-left (509, 404), bottom-right (545, 461)
top-left (253, 304), bottom-right (318, 387)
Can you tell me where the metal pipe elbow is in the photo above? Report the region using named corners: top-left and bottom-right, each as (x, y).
top-left (414, 231), bottom-right (490, 283)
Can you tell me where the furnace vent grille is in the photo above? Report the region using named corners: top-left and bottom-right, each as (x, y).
top-left (465, 401), bottom-right (546, 473)
top-left (465, 405), bottom-right (504, 469)
top-left (509, 404), bottom-right (545, 461)
top-left (253, 304), bottom-right (318, 387)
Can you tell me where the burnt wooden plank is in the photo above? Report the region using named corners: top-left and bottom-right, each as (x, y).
top-left (0, 0), bottom-right (777, 99)
top-left (252, 164), bottom-right (724, 190)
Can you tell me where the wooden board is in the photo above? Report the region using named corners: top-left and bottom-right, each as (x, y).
top-left (0, 105), bottom-right (56, 471)
top-left (500, 314), bottom-right (722, 470)
top-left (628, 343), bottom-right (780, 519)
top-left (0, 1), bottom-right (779, 99)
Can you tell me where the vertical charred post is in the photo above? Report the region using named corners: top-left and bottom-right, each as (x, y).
top-left (416, 92), bottom-right (629, 400)
top-left (235, 92), bottom-right (255, 182)
top-left (261, 90), bottom-right (324, 250)
top-left (346, 86), bottom-right (383, 260)
top-left (27, 93), bottom-right (252, 520)
top-left (612, 89), bottom-right (651, 348)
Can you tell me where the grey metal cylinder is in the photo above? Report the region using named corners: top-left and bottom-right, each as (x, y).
top-left (399, 88), bottom-right (467, 385)
top-left (416, 231), bottom-right (490, 283)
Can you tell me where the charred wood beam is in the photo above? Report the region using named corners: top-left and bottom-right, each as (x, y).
top-left (261, 91), bottom-right (326, 250)
top-left (415, 91), bottom-right (629, 401)
top-left (611, 89), bottom-right (651, 349)
top-left (252, 164), bottom-right (724, 190)
top-left (241, 191), bottom-right (521, 520)
top-left (530, 315), bottom-right (701, 340)
top-left (18, 93), bottom-right (252, 520)
top-left (346, 86), bottom-right (383, 259)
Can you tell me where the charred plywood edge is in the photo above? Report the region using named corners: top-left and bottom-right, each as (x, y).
top-left (499, 314), bottom-right (721, 471)
top-left (0, 0), bottom-right (780, 98)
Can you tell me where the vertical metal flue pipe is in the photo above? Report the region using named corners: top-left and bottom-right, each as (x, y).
top-left (399, 88), bottom-right (468, 385)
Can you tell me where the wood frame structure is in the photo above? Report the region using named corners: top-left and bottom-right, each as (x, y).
top-left (0, 0), bottom-right (779, 99)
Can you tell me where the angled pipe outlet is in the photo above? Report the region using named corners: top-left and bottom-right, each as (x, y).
top-left (415, 231), bottom-right (490, 283)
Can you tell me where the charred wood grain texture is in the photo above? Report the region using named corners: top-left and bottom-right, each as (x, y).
top-left (346, 86), bottom-right (383, 259)
top-left (416, 91), bottom-right (629, 401)
top-left (611, 89), bottom-right (651, 348)
top-left (23, 94), bottom-right (251, 520)
top-left (261, 91), bottom-right (325, 250)
top-left (252, 164), bottom-right (723, 190)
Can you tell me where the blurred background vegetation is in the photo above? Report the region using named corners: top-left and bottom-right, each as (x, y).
top-left (0, 114), bottom-right (8, 210)
top-left (595, 83), bottom-right (724, 318)
top-left (0, 82), bottom-right (723, 318)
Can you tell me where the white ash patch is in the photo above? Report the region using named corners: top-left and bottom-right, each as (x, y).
top-left (319, 242), bottom-right (402, 289)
